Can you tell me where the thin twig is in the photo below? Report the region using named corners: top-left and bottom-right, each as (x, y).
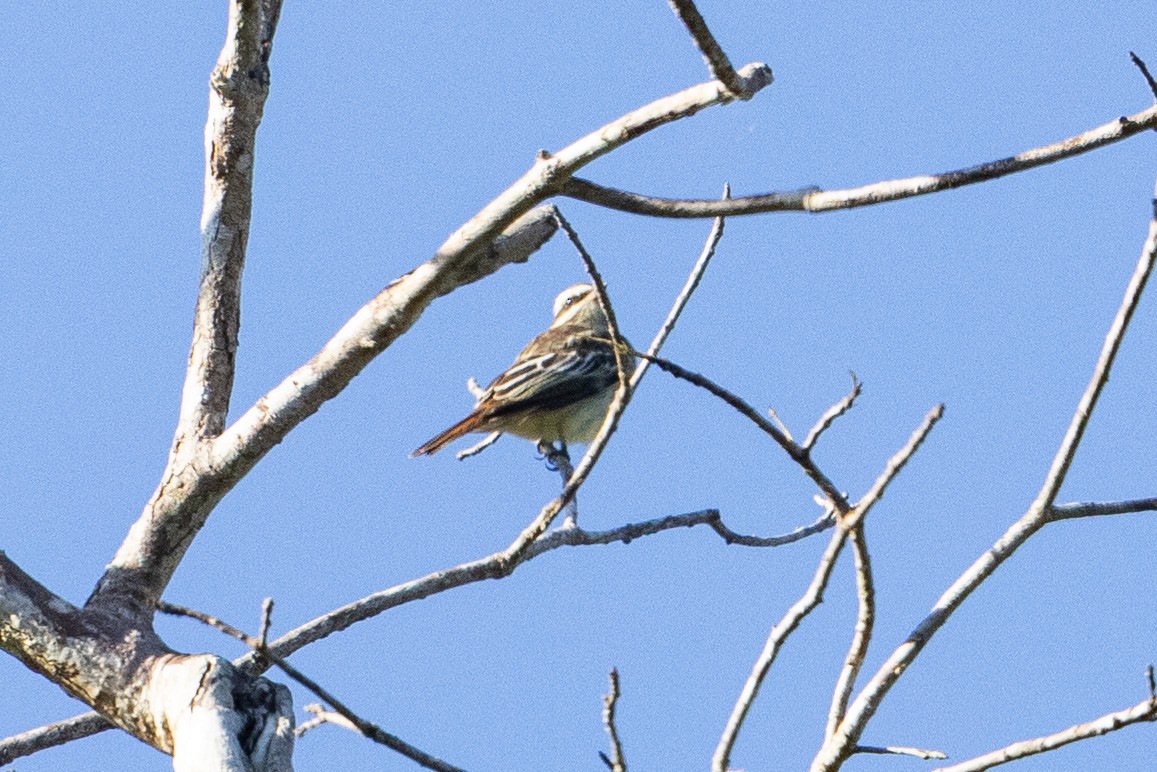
top-left (560, 103), bottom-right (1157, 218)
top-left (631, 184), bottom-right (730, 395)
top-left (157, 602), bottom-right (463, 772)
top-left (813, 181), bottom-right (1157, 772)
top-left (805, 373), bottom-right (862, 451)
top-left (634, 350), bottom-right (851, 512)
top-left (296, 703), bottom-right (358, 737)
top-left (1131, 52), bottom-right (1157, 100)
top-left (666, 0), bottom-right (747, 97)
top-left (0, 714), bottom-right (112, 767)
top-left (825, 524), bottom-right (875, 740)
top-left (258, 597), bottom-right (274, 650)
top-left (598, 668), bottom-right (628, 772)
top-left (554, 211), bottom-right (631, 394)
top-left (714, 405), bottom-right (943, 772)
top-left (848, 404), bottom-right (944, 529)
top-left (932, 696), bottom-right (1157, 772)
top-left (856, 744), bottom-right (946, 761)
top-left (767, 407), bottom-right (794, 442)
top-left (456, 430), bottom-right (502, 460)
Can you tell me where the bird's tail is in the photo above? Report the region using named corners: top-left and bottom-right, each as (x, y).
top-left (411, 414), bottom-right (486, 457)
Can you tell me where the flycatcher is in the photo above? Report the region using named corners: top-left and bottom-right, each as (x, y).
top-left (412, 284), bottom-right (631, 456)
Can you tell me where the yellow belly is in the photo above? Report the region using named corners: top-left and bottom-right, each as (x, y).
top-left (497, 389), bottom-right (617, 444)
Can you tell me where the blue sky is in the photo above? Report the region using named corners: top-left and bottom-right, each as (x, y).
top-left (3, 1), bottom-right (1157, 770)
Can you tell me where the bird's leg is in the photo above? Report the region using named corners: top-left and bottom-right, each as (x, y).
top-left (537, 440), bottom-right (568, 471)
top-left (536, 441), bottom-right (580, 529)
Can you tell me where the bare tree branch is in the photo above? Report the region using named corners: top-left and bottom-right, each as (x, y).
top-left (666, 0), bottom-right (747, 97)
top-left (158, 602), bottom-right (462, 772)
top-left (932, 696), bottom-right (1157, 772)
top-left (0, 715), bottom-right (111, 765)
top-left (631, 185), bottom-right (729, 394)
top-left (1131, 52), bottom-right (1157, 100)
top-left (232, 507), bottom-right (829, 673)
top-left (713, 405), bottom-right (943, 772)
top-left (598, 668), bottom-right (628, 772)
top-left (634, 351), bottom-right (852, 512)
top-left (86, 0), bottom-right (286, 620)
top-left (812, 181), bottom-right (1157, 772)
top-left (825, 525), bottom-right (875, 741)
top-left (856, 744), bottom-right (946, 761)
top-left (0, 713), bottom-right (111, 767)
top-left (177, 0), bottom-right (284, 445)
top-left (560, 103), bottom-right (1157, 218)
top-left (805, 373), bottom-right (862, 451)
top-left (1049, 496), bottom-right (1157, 521)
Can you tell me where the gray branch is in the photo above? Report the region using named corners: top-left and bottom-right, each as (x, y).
top-left (560, 104), bottom-right (1157, 218)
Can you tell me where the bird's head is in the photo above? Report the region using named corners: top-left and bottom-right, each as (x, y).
top-left (550, 283), bottom-right (608, 331)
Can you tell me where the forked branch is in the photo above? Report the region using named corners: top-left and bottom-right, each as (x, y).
top-left (812, 180), bottom-right (1157, 771)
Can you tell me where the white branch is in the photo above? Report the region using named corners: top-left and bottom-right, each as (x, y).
top-left (933, 696), bottom-right (1157, 772)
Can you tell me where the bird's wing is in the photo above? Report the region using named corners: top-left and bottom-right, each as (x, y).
top-left (482, 332), bottom-right (618, 416)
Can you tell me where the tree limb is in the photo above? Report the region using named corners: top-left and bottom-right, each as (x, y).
top-left (1049, 496), bottom-right (1157, 521)
top-left (232, 507), bottom-right (828, 672)
top-left (666, 0), bottom-right (747, 97)
top-left (87, 0), bottom-right (286, 620)
top-left (560, 103), bottom-right (1157, 218)
top-left (825, 525), bottom-right (875, 741)
top-left (932, 694), bottom-right (1157, 772)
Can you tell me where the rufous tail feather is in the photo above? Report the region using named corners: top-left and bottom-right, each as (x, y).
top-left (411, 413), bottom-right (486, 457)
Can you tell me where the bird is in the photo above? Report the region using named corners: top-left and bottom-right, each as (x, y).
top-left (412, 283), bottom-right (632, 457)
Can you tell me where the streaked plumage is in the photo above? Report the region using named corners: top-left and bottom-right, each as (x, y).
top-left (412, 284), bottom-right (631, 456)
